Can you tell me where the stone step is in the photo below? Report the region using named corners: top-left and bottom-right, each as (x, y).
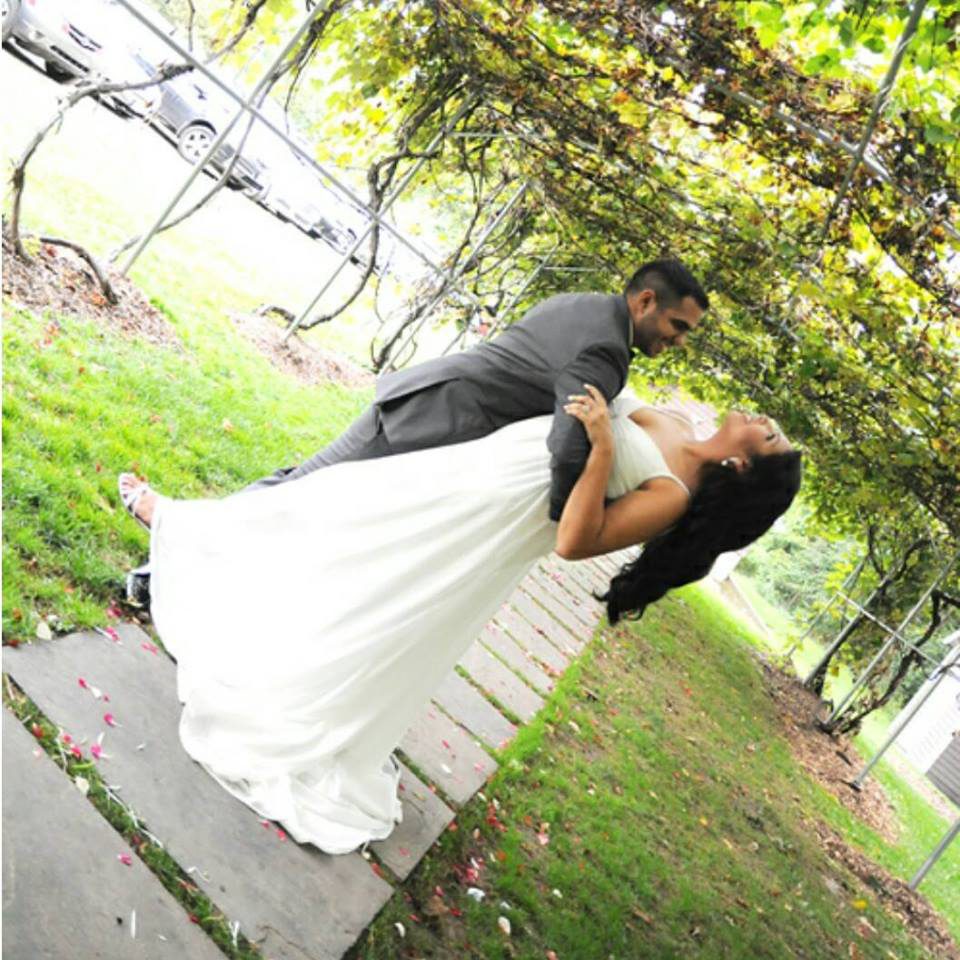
top-left (509, 587), bottom-right (585, 654)
top-left (4, 627), bottom-right (393, 960)
top-left (432, 669), bottom-right (518, 751)
top-left (3, 708), bottom-right (226, 960)
top-left (372, 763), bottom-right (453, 881)
top-left (532, 563), bottom-right (602, 628)
top-left (398, 704), bottom-right (494, 806)
top-left (458, 641), bottom-right (546, 723)
top-left (523, 570), bottom-right (599, 633)
top-left (478, 623), bottom-right (554, 695)
top-left (493, 605), bottom-right (569, 674)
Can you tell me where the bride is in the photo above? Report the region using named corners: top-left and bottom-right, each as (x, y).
top-left (117, 386), bottom-right (801, 854)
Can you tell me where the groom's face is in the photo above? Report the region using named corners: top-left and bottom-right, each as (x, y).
top-left (631, 291), bottom-right (703, 358)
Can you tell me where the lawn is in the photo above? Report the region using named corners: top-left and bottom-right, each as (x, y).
top-left (348, 587), bottom-right (959, 959)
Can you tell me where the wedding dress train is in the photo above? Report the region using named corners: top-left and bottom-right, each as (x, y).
top-left (148, 394), bottom-right (686, 853)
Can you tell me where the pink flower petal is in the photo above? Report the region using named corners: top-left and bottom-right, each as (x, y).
top-left (61, 732), bottom-right (72, 744)
top-left (104, 713), bottom-right (118, 727)
top-left (91, 744), bottom-right (103, 760)
top-left (78, 677), bottom-right (88, 689)
top-left (141, 641), bottom-right (159, 655)
top-left (441, 739), bottom-right (451, 750)
top-left (117, 853), bottom-right (133, 866)
top-left (276, 829), bottom-right (287, 841)
top-left (70, 745), bottom-right (83, 759)
top-left (104, 626), bottom-right (120, 642)
top-left (106, 603), bottom-right (123, 619)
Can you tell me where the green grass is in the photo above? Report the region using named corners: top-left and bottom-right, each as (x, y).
top-left (350, 588), bottom-right (959, 959)
top-left (2, 301), bottom-right (369, 642)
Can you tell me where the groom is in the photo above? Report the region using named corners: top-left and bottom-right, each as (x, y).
top-left (126, 259), bottom-right (707, 602)
top-left (249, 258), bottom-right (707, 518)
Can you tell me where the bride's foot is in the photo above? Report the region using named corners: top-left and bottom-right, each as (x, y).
top-left (118, 473), bottom-right (158, 529)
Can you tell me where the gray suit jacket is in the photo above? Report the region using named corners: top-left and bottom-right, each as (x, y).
top-left (375, 292), bottom-right (634, 520)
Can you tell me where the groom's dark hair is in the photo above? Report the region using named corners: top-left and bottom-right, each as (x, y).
top-left (625, 260), bottom-right (709, 311)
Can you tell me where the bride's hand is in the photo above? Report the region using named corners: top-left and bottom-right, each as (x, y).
top-left (564, 384), bottom-right (613, 450)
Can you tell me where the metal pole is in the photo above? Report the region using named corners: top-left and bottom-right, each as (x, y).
top-left (909, 818), bottom-right (960, 890)
top-left (118, 0), bottom-right (328, 274)
top-left (783, 555), bottom-right (867, 659)
top-left (824, 552), bottom-right (959, 726)
top-left (804, 560), bottom-right (903, 688)
top-left (497, 245), bottom-right (558, 326)
top-left (437, 242), bottom-right (557, 355)
top-left (834, 593), bottom-right (945, 670)
top-left (778, 0), bottom-right (931, 332)
top-left (850, 637), bottom-right (960, 789)
top-left (282, 95), bottom-right (480, 342)
top-left (819, 0), bottom-right (928, 242)
top-left (381, 180), bottom-right (530, 370)
top-left (110, 0), bottom-right (490, 304)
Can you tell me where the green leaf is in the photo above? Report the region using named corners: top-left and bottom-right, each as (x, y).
top-left (924, 123), bottom-right (956, 145)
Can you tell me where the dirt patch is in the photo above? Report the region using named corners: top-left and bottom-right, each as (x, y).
top-left (757, 657), bottom-right (959, 957)
top-left (2, 232), bottom-right (178, 347)
top-left (757, 655), bottom-right (901, 843)
top-left (809, 818), bottom-right (960, 960)
top-left (231, 309), bottom-right (375, 389)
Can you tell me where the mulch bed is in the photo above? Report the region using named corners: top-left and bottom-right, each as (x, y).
top-left (230, 309), bottom-right (375, 389)
top-left (808, 818), bottom-right (960, 960)
top-left (758, 654), bottom-right (959, 959)
top-left (2, 232), bottom-right (178, 347)
top-left (3, 232), bottom-right (376, 391)
top-left (758, 654), bottom-right (900, 842)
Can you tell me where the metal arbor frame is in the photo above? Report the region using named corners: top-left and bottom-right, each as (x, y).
top-left (104, 0), bottom-right (956, 887)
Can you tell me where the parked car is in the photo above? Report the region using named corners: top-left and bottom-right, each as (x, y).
top-left (147, 71), bottom-right (269, 194)
top-left (2, 0), bottom-right (118, 81)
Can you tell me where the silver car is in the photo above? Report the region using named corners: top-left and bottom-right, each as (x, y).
top-left (3, 0), bottom-right (117, 81)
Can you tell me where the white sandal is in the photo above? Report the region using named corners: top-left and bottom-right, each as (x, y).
top-left (118, 473), bottom-right (153, 532)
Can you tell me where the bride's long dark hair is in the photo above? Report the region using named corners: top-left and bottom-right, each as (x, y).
top-left (601, 451), bottom-right (803, 624)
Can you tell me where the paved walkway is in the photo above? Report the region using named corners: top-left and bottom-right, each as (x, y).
top-left (3, 550), bottom-right (629, 959)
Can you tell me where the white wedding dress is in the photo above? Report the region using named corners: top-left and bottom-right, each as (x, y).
top-left (148, 393), bottom-right (690, 853)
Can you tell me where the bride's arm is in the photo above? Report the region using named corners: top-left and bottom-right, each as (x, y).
top-left (555, 386), bottom-right (688, 561)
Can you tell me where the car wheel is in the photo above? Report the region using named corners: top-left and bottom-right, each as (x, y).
top-left (177, 123), bottom-right (216, 165)
top-left (2, 0), bottom-right (20, 43)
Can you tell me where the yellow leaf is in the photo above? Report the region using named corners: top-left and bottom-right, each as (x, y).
top-left (851, 898), bottom-right (868, 911)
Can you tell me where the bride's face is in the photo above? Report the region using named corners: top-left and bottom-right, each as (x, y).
top-left (719, 411), bottom-right (793, 458)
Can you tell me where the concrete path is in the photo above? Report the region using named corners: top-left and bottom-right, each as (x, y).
top-left (2, 551), bottom-right (632, 958)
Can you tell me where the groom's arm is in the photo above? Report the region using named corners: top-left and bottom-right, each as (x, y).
top-left (546, 342), bottom-right (628, 522)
